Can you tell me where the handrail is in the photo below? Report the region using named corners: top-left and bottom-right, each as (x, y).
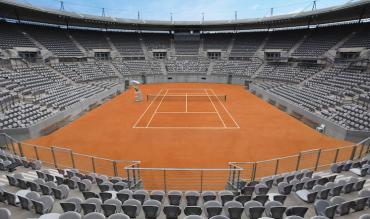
top-left (229, 136), bottom-right (370, 166)
top-left (124, 167), bottom-right (242, 171)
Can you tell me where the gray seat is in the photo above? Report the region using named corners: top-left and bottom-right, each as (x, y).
top-left (0, 208), bottom-right (11, 219)
top-left (102, 199), bottom-right (123, 217)
top-left (163, 205), bottom-right (181, 219)
top-left (359, 214), bottom-right (370, 219)
top-left (277, 182), bottom-right (293, 195)
top-left (264, 200), bottom-right (286, 219)
top-left (295, 190), bottom-right (317, 203)
top-left (314, 200), bottom-right (338, 219)
top-left (78, 179), bottom-right (92, 192)
top-left (202, 191), bottom-right (217, 203)
top-left (285, 206), bottom-right (308, 218)
top-left (150, 190), bottom-right (165, 203)
top-left (60, 197), bottom-right (83, 212)
top-left (184, 216), bottom-right (204, 219)
top-left (312, 185), bottom-right (330, 200)
top-left (143, 199), bottom-right (162, 219)
top-left (254, 183), bottom-right (269, 195)
top-left (184, 206), bottom-right (202, 216)
top-left (114, 182), bottom-right (128, 191)
top-left (83, 212), bottom-right (105, 219)
top-left (185, 191), bottom-right (200, 206)
top-left (168, 190), bottom-right (182, 206)
top-left (209, 216), bottom-right (229, 219)
top-left (204, 200), bottom-right (222, 218)
top-left (285, 216), bottom-right (303, 219)
top-left (330, 196), bottom-right (352, 216)
top-left (108, 213), bottom-right (131, 219)
top-left (32, 195), bottom-right (55, 214)
top-left (330, 163), bottom-right (343, 173)
top-left (117, 189), bottom-right (133, 203)
top-left (122, 198), bottom-right (141, 218)
top-left (223, 200), bottom-right (243, 219)
top-left (59, 211), bottom-right (82, 219)
top-left (132, 190), bottom-right (149, 205)
top-left (52, 184), bottom-right (69, 199)
top-left (81, 198), bottom-right (102, 215)
top-left (219, 190), bottom-right (234, 206)
top-left (244, 200), bottom-right (264, 219)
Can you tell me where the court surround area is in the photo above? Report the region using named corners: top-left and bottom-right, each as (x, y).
top-left (27, 83), bottom-right (347, 169)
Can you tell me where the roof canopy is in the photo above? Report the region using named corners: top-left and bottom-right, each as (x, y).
top-left (1, 0), bottom-right (370, 31)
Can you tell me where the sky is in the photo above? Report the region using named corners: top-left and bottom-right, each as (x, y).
top-left (17, 0), bottom-right (356, 21)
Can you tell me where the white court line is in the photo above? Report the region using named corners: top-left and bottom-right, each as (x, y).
top-left (156, 112), bottom-right (218, 114)
top-left (134, 126), bottom-right (240, 129)
top-left (186, 93), bottom-right (188, 112)
top-left (166, 88), bottom-right (207, 90)
top-left (146, 89), bottom-right (169, 128)
top-left (209, 89), bottom-right (240, 128)
top-left (132, 88), bottom-right (163, 128)
top-left (165, 93), bottom-right (209, 95)
top-left (205, 89), bottom-right (226, 128)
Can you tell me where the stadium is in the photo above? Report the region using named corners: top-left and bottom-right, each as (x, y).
top-left (1, 0), bottom-right (370, 218)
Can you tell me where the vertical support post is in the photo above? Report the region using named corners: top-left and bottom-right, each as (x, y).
top-left (350, 145), bottom-right (357, 160)
top-left (113, 161), bottom-right (118, 177)
top-left (359, 144), bottom-right (365, 159)
top-left (296, 153), bottom-right (302, 171)
top-left (51, 147), bottom-right (57, 168)
top-left (91, 157), bottom-right (96, 173)
top-left (136, 163), bottom-right (141, 184)
top-left (132, 166), bottom-right (137, 187)
top-left (333, 149), bottom-right (339, 163)
top-left (231, 166), bottom-right (236, 187)
top-left (251, 162), bottom-right (257, 181)
top-left (314, 149), bottom-right (321, 171)
top-left (200, 170), bottom-right (203, 192)
top-left (10, 138), bottom-right (16, 154)
top-left (34, 145), bottom-right (39, 160)
top-left (126, 168), bottom-right (131, 187)
top-left (275, 159), bottom-right (280, 175)
top-left (17, 142), bottom-right (24, 157)
top-left (236, 168), bottom-right (240, 189)
top-left (163, 169), bottom-right (167, 192)
top-left (70, 151), bottom-right (75, 169)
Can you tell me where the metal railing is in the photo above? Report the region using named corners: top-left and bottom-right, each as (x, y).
top-left (229, 137), bottom-right (370, 188)
top-left (0, 133), bottom-right (141, 189)
top-left (1, 132), bottom-right (370, 192)
top-left (124, 166), bottom-right (243, 192)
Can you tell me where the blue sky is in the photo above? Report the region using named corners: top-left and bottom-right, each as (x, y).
top-left (18, 0), bottom-right (355, 21)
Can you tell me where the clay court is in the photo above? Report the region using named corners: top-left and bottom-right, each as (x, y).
top-left (26, 83), bottom-right (349, 170)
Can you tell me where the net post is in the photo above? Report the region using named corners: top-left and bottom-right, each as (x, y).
top-left (314, 149), bottom-right (321, 171)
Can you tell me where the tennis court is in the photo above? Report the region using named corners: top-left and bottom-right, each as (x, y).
top-left (133, 88), bottom-right (239, 129)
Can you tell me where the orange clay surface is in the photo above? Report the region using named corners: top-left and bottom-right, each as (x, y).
top-left (27, 83), bottom-right (349, 169)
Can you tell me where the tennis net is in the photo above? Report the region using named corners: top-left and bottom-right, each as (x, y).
top-left (147, 94), bottom-right (227, 102)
